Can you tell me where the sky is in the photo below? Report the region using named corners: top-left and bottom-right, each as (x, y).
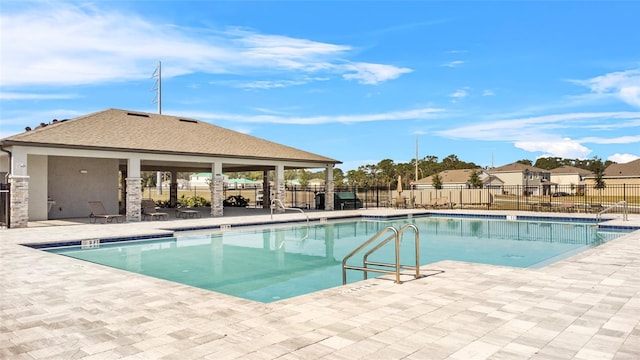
top-left (1, 1), bottom-right (639, 172)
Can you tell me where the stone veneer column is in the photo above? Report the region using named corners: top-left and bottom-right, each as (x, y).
top-left (325, 166), bottom-right (334, 211)
top-left (9, 175), bottom-right (29, 228)
top-left (209, 174), bottom-right (224, 217)
top-left (273, 165), bottom-right (285, 213)
top-left (210, 162), bottom-right (224, 217)
top-left (125, 177), bottom-right (142, 222)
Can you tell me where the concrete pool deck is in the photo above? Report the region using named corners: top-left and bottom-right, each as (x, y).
top-left (1, 209), bottom-right (638, 359)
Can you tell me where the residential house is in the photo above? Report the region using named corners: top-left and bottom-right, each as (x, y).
top-left (584, 159), bottom-right (640, 186)
top-left (548, 165), bottom-right (592, 195)
top-left (414, 168), bottom-right (489, 189)
top-left (488, 162), bottom-right (552, 196)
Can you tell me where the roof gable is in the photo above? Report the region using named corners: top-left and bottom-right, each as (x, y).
top-left (1, 109), bottom-right (339, 164)
top-left (549, 165), bottom-right (593, 176)
top-left (604, 159), bottom-right (640, 177)
top-left (489, 162), bottom-right (547, 173)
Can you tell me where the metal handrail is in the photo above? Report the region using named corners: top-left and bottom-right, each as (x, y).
top-left (270, 198), bottom-right (309, 225)
top-left (342, 224), bottom-right (420, 285)
top-left (362, 224), bottom-right (420, 281)
top-left (596, 200), bottom-right (628, 222)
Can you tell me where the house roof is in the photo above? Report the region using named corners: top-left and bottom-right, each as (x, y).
top-left (488, 162), bottom-right (547, 173)
top-left (603, 159), bottom-right (640, 177)
top-left (0, 108), bottom-right (340, 165)
top-left (415, 168), bottom-right (481, 185)
top-left (549, 165), bottom-right (593, 176)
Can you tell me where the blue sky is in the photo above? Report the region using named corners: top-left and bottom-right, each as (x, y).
top-left (1, 1), bottom-right (639, 171)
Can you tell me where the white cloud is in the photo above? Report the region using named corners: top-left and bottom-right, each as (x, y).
top-left (449, 88), bottom-right (469, 99)
top-left (0, 92), bottom-right (78, 100)
top-left (437, 111), bottom-right (640, 142)
top-left (442, 60), bottom-right (464, 68)
top-left (608, 153), bottom-right (640, 163)
top-left (0, 2), bottom-right (410, 87)
top-left (482, 89), bottom-right (495, 96)
top-left (342, 62), bottom-right (413, 85)
top-left (177, 107), bottom-right (443, 125)
top-left (515, 139), bottom-right (591, 159)
top-left (579, 135), bottom-right (640, 144)
top-left (573, 69), bottom-right (640, 108)
top-left (238, 80), bottom-right (308, 90)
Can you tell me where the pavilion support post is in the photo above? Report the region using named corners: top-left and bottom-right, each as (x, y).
top-left (9, 175), bottom-right (29, 228)
top-left (325, 165), bottom-right (334, 211)
top-left (126, 157), bottom-right (142, 222)
top-left (210, 162), bottom-right (223, 217)
top-left (169, 170), bottom-right (178, 208)
top-left (262, 171), bottom-right (270, 209)
top-left (274, 165), bottom-right (285, 213)
top-left (125, 178), bottom-right (142, 221)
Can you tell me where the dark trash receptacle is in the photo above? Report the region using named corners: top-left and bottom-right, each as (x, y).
top-left (334, 192), bottom-right (363, 210)
top-left (315, 193), bottom-right (325, 209)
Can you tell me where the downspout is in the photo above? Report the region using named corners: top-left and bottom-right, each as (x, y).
top-left (1, 146), bottom-right (12, 228)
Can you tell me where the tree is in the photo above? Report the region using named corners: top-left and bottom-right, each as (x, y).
top-left (516, 159), bottom-right (532, 166)
top-left (468, 169), bottom-right (482, 188)
top-left (432, 173), bottom-right (443, 190)
top-left (333, 168), bottom-right (345, 184)
top-left (298, 169), bottom-right (311, 187)
top-left (591, 156), bottom-right (607, 189)
top-left (534, 157), bottom-right (562, 169)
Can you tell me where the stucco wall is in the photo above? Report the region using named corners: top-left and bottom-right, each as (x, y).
top-left (48, 156), bottom-right (119, 219)
top-left (551, 174), bottom-right (581, 186)
top-left (28, 155), bottom-right (48, 220)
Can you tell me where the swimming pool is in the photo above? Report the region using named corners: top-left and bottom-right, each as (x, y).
top-left (44, 216), bottom-right (627, 303)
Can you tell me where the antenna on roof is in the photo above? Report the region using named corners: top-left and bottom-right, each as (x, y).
top-left (151, 61), bottom-right (162, 114)
top-left (151, 61), bottom-right (163, 195)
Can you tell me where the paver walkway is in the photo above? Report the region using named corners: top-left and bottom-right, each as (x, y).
top-left (1, 209), bottom-right (638, 359)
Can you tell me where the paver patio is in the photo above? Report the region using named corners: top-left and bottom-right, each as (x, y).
top-left (1, 209), bottom-right (638, 359)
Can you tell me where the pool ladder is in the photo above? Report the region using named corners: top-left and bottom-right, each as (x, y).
top-left (342, 224), bottom-right (420, 285)
top-left (596, 200), bottom-right (629, 223)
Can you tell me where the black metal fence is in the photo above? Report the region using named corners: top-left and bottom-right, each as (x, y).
top-left (275, 183), bottom-right (640, 214)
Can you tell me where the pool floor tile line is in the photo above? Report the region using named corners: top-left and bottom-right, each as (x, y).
top-left (1, 210), bottom-right (639, 359)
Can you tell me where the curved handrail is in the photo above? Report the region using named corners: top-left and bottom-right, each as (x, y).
top-left (596, 200), bottom-right (628, 222)
top-left (271, 198), bottom-right (310, 247)
top-left (271, 198), bottom-right (309, 226)
top-left (341, 224), bottom-right (420, 285)
top-left (342, 226), bottom-right (398, 284)
top-left (362, 224), bottom-right (420, 281)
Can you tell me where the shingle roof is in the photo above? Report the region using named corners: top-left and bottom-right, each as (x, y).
top-left (603, 159), bottom-right (640, 177)
top-left (488, 162), bottom-right (547, 173)
top-left (415, 168), bottom-right (481, 185)
top-left (549, 165), bottom-right (593, 176)
top-left (1, 108), bottom-right (340, 164)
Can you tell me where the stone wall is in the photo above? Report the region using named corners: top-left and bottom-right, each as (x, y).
top-left (9, 175), bottom-right (29, 228)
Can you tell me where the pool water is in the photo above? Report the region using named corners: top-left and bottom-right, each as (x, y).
top-left (46, 217), bottom-right (624, 303)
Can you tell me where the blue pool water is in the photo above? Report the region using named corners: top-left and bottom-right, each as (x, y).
top-left (45, 217), bottom-right (626, 303)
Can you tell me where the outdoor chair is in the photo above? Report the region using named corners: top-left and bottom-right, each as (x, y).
top-left (394, 197), bottom-right (406, 209)
top-left (141, 199), bottom-right (169, 221)
top-left (423, 198), bottom-right (438, 209)
top-left (88, 201), bottom-right (125, 224)
top-left (559, 202), bottom-right (575, 213)
top-left (436, 197), bottom-right (452, 208)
